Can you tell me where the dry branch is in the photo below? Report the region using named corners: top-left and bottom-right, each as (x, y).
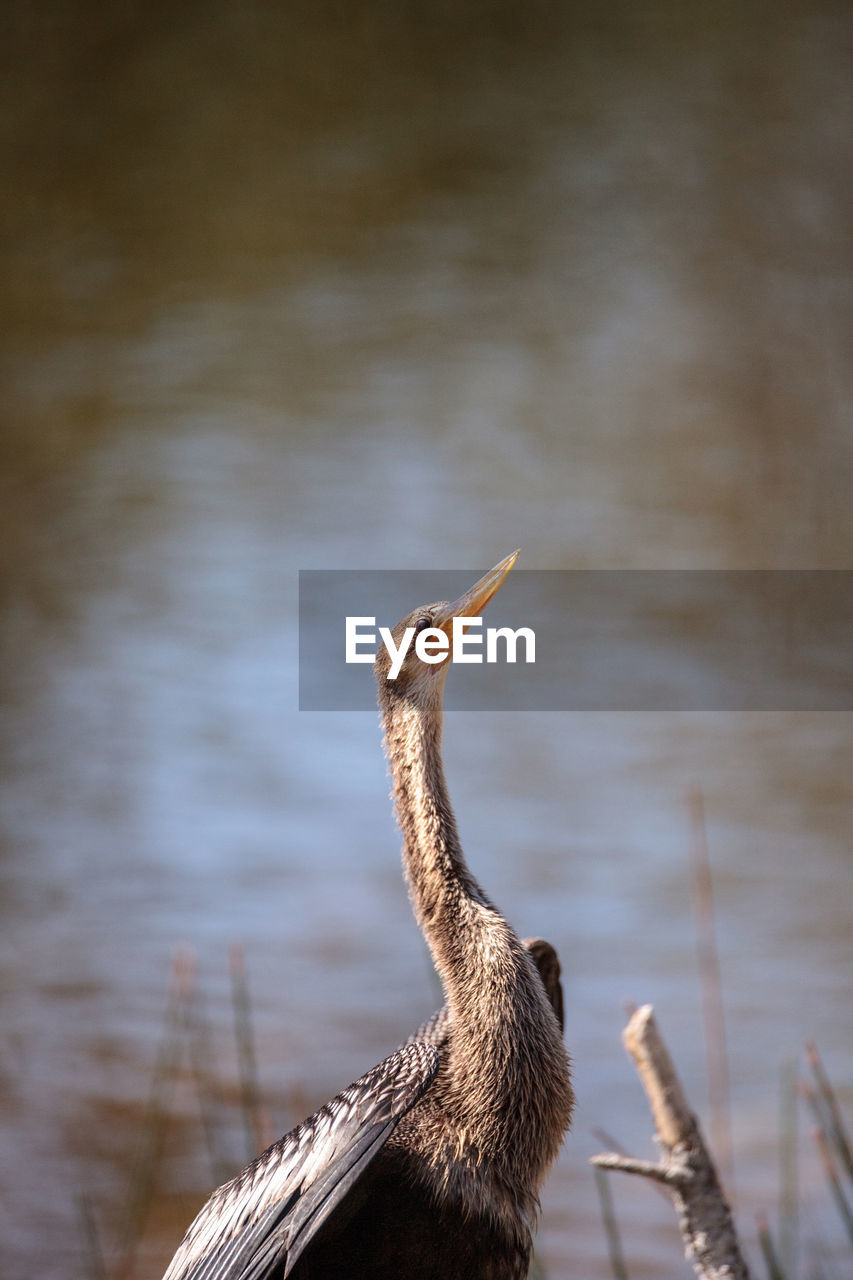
top-left (591, 1004), bottom-right (750, 1280)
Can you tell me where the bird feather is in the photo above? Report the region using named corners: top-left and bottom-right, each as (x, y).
top-left (163, 1040), bottom-right (439, 1280)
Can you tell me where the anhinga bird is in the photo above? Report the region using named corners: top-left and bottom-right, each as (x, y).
top-left (163, 551), bottom-right (573, 1280)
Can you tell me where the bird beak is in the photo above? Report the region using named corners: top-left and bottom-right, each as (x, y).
top-left (433, 550), bottom-right (520, 633)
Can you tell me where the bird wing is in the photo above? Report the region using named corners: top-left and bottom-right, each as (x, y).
top-left (523, 937), bottom-right (565, 1034)
top-left (405, 1003), bottom-right (451, 1049)
top-left (163, 1039), bottom-right (440, 1280)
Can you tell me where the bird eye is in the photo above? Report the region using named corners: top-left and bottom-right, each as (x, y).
top-left (414, 616), bottom-right (431, 633)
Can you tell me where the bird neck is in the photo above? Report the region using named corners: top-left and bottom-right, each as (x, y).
top-left (381, 693), bottom-right (498, 997)
top-left (380, 689), bottom-right (574, 1202)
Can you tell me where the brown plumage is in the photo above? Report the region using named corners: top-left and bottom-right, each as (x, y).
top-left (163, 552), bottom-right (573, 1280)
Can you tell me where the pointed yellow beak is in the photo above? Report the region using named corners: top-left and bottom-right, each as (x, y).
top-left (433, 550), bottom-right (519, 632)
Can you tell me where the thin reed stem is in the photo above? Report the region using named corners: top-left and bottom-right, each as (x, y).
top-left (806, 1043), bottom-right (853, 1184)
top-left (229, 943), bottom-right (267, 1160)
top-left (813, 1126), bottom-right (853, 1246)
top-left (756, 1210), bottom-right (787, 1280)
top-left (778, 1057), bottom-right (798, 1276)
top-left (594, 1167), bottom-right (630, 1280)
top-left (185, 982), bottom-right (234, 1187)
top-left (77, 1193), bottom-right (107, 1280)
top-left (117, 948), bottom-right (194, 1276)
top-left (688, 787), bottom-right (735, 1199)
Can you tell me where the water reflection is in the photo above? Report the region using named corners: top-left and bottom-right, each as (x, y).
top-left (1, 2), bottom-right (851, 1277)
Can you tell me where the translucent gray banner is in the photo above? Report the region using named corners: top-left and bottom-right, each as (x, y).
top-left (298, 570), bottom-right (852, 711)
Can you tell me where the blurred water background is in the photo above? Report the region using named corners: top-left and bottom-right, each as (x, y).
top-left (1, 2), bottom-right (851, 1277)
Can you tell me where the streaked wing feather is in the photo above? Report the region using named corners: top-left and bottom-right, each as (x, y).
top-left (405, 1003), bottom-right (451, 1050)
top-left (163, 1040), bottom-right (440, 1280)
top-left (240, 1114), bottom-right (396, 1280)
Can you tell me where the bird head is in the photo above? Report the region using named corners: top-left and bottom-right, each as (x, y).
top-left (374, 550), bottom-right (519, 710)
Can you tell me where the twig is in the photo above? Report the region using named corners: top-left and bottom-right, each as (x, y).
top-left (591, 1004), bottom-right (751, 1280)
top-left (594, 1165), bottom-right (630, 1280)
top-left (591, 1126), bottom-right (670, 1200)
top-left (591, 1153), bottom-right (676, 1185)
top-left (688, 788), bottom-right (735, 1200)
top-left (591, 1126), bottom-right (627, 1155)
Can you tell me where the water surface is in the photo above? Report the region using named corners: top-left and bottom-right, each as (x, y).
top-left (1, 4), bottom-right (851, 1277)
